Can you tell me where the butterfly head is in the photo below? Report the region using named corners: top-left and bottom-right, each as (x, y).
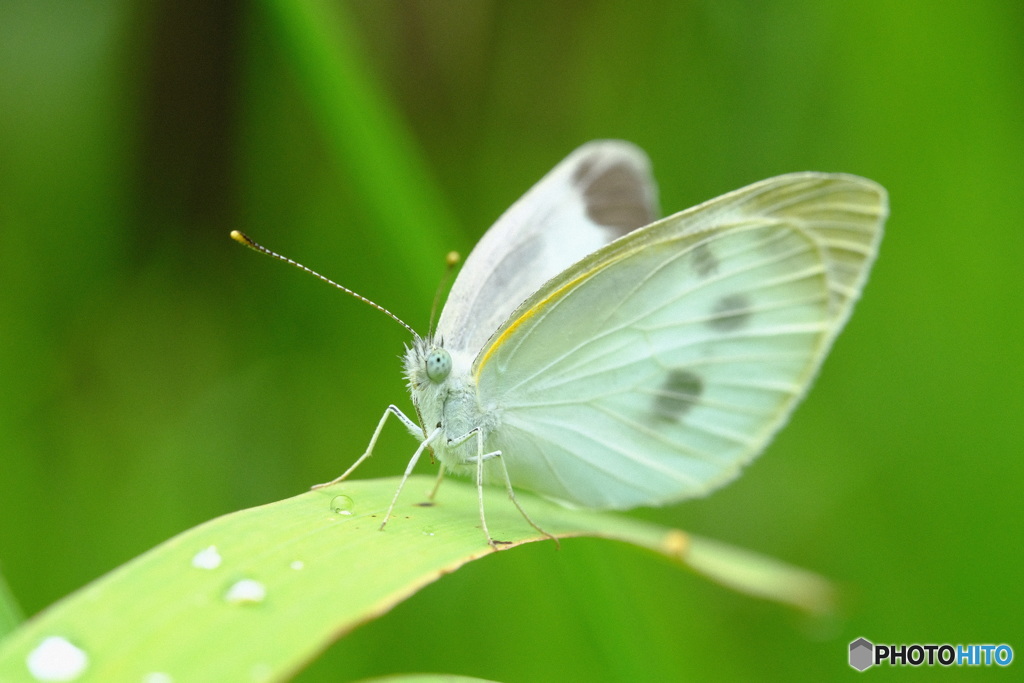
top-left (404, 335), bottom-right (452, 391)
top-left (402, 335), bottom-right (457, 437)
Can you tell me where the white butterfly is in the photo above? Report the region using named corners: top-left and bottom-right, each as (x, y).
top-left (235, 140), bottom-right (887, 547)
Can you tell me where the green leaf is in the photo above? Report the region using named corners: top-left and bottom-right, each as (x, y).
top-left (357, 677), bottom-right (498, 683)
top-left (0, 477), bottom-right (832, 681)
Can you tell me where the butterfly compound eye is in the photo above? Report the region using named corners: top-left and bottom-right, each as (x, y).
top-left (425, 348), bottom-right (452, 383)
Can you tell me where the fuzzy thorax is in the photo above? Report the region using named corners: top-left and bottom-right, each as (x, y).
top-left (403, 335), bottom-right (494, 476)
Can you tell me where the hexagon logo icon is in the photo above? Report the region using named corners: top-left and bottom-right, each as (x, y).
top-left (850, 638), bottom-right (874, 671)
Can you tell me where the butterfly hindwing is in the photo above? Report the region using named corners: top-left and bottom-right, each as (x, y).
top-left (472, 173), bottom-right (886, 509)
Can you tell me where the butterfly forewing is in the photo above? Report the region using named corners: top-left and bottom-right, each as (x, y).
top-left (472, 173), bottom-right (886, 509)
top-left (437, 141), bottom-right (658, 359)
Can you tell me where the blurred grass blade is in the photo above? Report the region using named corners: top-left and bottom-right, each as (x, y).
top-left (0, 569), bottom-right (24, 639)
top-left (682, 534), bottom-right (834, 615)
top-left (258, 0), bottom-right (459, 289)
top-left (0, 476), bottom-right (830, 681)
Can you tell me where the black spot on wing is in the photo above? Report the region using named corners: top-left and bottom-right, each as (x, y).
top-left (708, 294), bottom-right (753, 332)
top-left (651, 370), bottom-right (704, 422)
top-left (574, 160), bottom-right (655, 236)
top-left (571, 158), bottom-right (596, 184)
top-left (691, 243), bottom-right (719, 278)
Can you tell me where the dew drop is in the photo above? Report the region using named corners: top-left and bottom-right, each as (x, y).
top-left (191, 545), bottom-right (222, 570)
top-left (330, 495), bottom-right (354, 516)
top-left (250, 662), bottom-right (273, 682)
top-left (224, 579), bottom-right (267, 605)
top-left (421, 525), bottom-right (437, 537)
top-left (142, 673), bottom-right (174, 683)
top-left (26, 636), bottom-right (88, 681)
top-left (290, 560), bottom-right (305, 571)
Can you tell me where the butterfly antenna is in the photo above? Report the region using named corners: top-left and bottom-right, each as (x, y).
top-left (230, 231), bottom-right (417, 337)
top-left (428, 251), bottom-right (461, 337)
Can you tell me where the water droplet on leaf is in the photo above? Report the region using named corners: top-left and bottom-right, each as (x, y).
top-left (224, 579), bottom-right (266, 605)
top-left (142, 673), bottom-right (174, 683)
top-left (26, 636), bottom-right (88, 681)
top-left (330, 495), bottom-right (354, 516)
top-left (191, 545), bottom-right (222, 570)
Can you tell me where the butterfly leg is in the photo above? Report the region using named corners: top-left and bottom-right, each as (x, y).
top-left (426, 467), bottom-right (445, 501)
top-left (452, 429), bottom-right (558, 549)
top-left (444, 427), bottom-right (504, 548)
top-left (312, 405), bottom-right (420, 490)
top-left (379, 426), bottom-right (442, 531)
top-left (491, 452), bottom-right (560, 549)
top-left (473, 432), bottom-right (507, 549)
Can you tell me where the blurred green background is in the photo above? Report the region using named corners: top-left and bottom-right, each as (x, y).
top-left (1, 1), bottom-right (1021, 681)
